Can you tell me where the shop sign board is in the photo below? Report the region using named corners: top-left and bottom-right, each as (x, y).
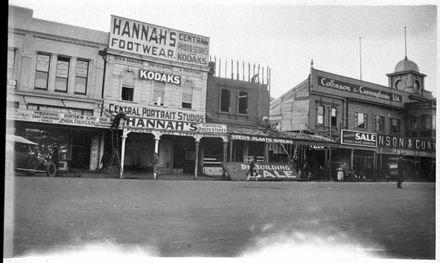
top-left (124, 117), bottom-right (226, 133)
top-left (222, 162), bottom-right (299, 181)
top-left (7, 109), bottom-right (112, 128)
top-left (109, 15), bottom-right (209, 67)
top-left (318, 76), bottom-right (402, 103)
top-left (197, 123), bottom-right (227, 133)
top-left (139, 69), bottom-right (181, 85)
top-left (107, 102), bottom-right (205, 123)
top-left (377, 134), bottom-right (435, 152)
top-left (341, 129), bottom-right (377, 147)
top-left (231, 134), bottom-right (293, 144)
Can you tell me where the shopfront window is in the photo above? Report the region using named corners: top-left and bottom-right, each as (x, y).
top-left (17, 126), bottom-right (91, 170)
top-left (391, 118), bottom-right (401, 133)
top-left (355, 112), bottom-right (368, 129)
top-left (55, 56), bottom-right (70, 92)
top-left (75, 59), bottom-right (89, 95)
top-left (35, 53), bottom-right (50, 90)
top-left (317, 105), bottom-right (324, 125)
top-left (375, 115), bottom-right (385, 132)
top-left (220, 89), bottom-right (231, 112)
top-left (238, 91), bottom-right (248, 114)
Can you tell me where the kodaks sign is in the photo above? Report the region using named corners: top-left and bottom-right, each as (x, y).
top-left (139, 69), bottom-right (181, 85)
top-left (109, 15), bottom-right (209, 66)
top-left (318, 76), bottom-right (402, 103)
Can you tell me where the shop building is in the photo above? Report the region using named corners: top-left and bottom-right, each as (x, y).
top-left (7, 5), bottom-right (111, 172)
top-left (270, 59), bottom-right (436, 181)
top-left (206, 59), bottom-right (336, 177)
top-left (101, 15), bottom-right (229, 178)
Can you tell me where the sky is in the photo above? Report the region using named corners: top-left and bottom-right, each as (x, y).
top-left (9, 0), bottom-right (438, 99)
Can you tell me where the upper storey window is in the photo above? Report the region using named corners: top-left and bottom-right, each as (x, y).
top-left (355, 112), bottom-right (368, 129)
top-left (153, 82), bottom-right (165, 106)
top-left (330, 107), bottom-right (337, 127)
top-left (421, 115), bottom-right (432, 130)
top-left (121, 72), bottom-right (134, 101)
top-left (35, 53), bottom-right (50, 90)
top-left (7, 48), bottom-right (15, 81)
top-left (182, 81), bottom-right (193, 109)
top-left (220, 89), bottom-right (231, 112)
top-left (375, 115), bottom-right (385, 132)
top-left (55, 56), bottom-right (70, 92)
top-left (390, 118), bottom-right (401, 133)
top-left (238, 91), bottom-right (248, 114)
top-left (75, 60), bottom-right (89, 95)
top-left (317, 105), bottom-right (324, 125)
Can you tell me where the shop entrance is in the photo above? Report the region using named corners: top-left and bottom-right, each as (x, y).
top-left (70, 132), bottom-right (91, 169)
top-left (353, 151), bottom-right (375, 180)
top-left (171, 135), bottom-right (195, 174)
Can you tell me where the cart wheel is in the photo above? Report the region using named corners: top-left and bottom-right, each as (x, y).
top-left (45, 162), bottom-right (57, 177)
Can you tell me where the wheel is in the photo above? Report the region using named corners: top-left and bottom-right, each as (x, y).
top-left (26, 157), bottom-right (40, 170)
top-left (45, 161), bottom-right (57, 177)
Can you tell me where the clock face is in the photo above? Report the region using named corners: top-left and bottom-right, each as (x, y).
top-left (395, 79), bottom-right (404, 90)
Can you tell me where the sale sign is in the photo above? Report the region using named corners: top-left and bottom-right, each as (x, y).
top-left (222, 162), bottom-right (300, 181)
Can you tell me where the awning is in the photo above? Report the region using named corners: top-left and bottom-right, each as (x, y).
top-left (6, 134), bottom-right (38, 145)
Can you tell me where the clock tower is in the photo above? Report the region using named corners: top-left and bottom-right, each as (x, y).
top-left (386, 56), bottom-right (426, 95)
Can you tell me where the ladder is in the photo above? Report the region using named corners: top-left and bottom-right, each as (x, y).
top-left (106, 126), bottom-right (121, 174)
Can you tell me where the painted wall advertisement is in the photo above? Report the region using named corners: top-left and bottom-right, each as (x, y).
top-left (222, 162), bottom-right (300, 181)
top-left (109, 15), bottom-right (209, 67)
top-left (318, 76), bottom-right (403, 103)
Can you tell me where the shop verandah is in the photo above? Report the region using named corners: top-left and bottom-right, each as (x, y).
top-left (111, 125), bottom-right (338, 180)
